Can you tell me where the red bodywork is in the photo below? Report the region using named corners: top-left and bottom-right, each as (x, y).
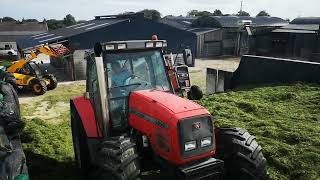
top-left (72, 90), bottom-right (215, 165)
top-left (71, 96), bottom-right (102, 138)
top-left (128, 90), bottom-right (215, 165)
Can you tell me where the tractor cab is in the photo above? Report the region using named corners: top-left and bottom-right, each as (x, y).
top-left (86, 40), bottom-right (178, 133)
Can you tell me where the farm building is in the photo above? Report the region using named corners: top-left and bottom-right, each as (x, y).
top-left (252, 17), bottom-right (320, 61)
top-left (163, 16), bottom-right (288, 56)
top-left (17, 13), bottom-right (200, 80)
top-left (160, 16), bottom-right (222, 57)
top-left (194, 16), bottom-right (288, 56)
top-left (0, 21), bottom-right (48, 52)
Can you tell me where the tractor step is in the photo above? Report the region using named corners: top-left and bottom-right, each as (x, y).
top-left (179, 158), bottom-right (224, 180)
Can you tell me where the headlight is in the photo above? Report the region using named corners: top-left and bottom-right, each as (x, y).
top-left (105, 44), bottom-right (115, 50)
top-left (185, 141), bottom-right (197, 151)
top-left (117, 43), bottom-right (127, 49)
top-left (155, 41), bottom-right (163, 47)
top-left (146, 42), bottom-right (154, 48)
top-left (201, 137), bottom-right (212, 147)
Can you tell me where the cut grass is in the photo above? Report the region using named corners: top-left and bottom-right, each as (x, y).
top-left (20, 82), bottom-right (320, 180)
top-left (199, 83), bottom-right (320, 180)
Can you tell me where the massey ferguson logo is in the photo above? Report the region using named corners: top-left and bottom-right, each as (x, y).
top-left (192, 122), bottom-right (201, 130)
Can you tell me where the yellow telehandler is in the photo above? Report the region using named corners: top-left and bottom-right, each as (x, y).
top-left (4, 44), bottom-right (70, 95)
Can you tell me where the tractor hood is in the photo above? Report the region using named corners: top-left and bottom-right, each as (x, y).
top-left (129, 90), bottom-right (210, 122)
top-left (132, 90), bottom-right (205, 114)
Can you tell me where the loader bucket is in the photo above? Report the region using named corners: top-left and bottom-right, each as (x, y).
top-left (206, 55), bottom-right (320, 94)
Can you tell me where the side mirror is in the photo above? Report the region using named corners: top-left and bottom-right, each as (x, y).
top-left (41, 61), bottom-right (44, 64)
top-left (183, 49), bottom-right (193, 67)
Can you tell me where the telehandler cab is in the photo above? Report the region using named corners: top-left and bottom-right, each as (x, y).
top-left (70, 38), bottom-right (268, 180)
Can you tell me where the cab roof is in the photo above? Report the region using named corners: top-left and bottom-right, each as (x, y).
top-left (102, 40), bottom-right (167, 51)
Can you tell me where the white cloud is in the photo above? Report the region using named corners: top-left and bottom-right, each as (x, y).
top-left (0, 0), bottom-right (319, 21)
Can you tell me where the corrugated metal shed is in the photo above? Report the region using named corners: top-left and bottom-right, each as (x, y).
top-left (209, 16), bottom-right (288, 28)
top-left (160, 16), bottom-right (219, 35)
top-left (160, 16), bottom-right (196, 30)
top-left (291, 17), bottom-right (320, 25)
top-left (17, 18), bottom-right (127, 49)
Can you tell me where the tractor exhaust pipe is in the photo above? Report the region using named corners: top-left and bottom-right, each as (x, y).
top-left (94, 43), bottom-right (110, 137)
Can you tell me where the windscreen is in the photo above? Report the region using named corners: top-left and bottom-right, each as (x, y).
top-left (105, 50), bottom-right (172, 99)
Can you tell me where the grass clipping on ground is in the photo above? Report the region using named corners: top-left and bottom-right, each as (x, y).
top-left (20, 83), bottom-right (320, 180)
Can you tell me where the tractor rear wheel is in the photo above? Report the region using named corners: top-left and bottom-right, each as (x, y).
top-left (215, 128), bottom-right (268, 180)
top-left (46, 75), bottom-right (58, 90)
top-left (97, 136), bottom-right (140, 180)
top-left (71, 109), bottom-right (91, 174)
top-left (32, 80), bottom-right (47, 95)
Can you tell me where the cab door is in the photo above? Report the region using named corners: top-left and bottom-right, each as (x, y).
top-left (86, 56), bottom-right (104, 134)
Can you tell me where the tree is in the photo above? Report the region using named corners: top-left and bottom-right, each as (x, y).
top-left (139, 9), bottom-right (161, 21)
top-left (23, 19), bottom-right (39, 22)
top-left (47, 19), bottom-right (65, 30)
top-left (257, 10), bottom-right (270, 17)
top-left (188, 10), bottom-right (199, 16)
top-left (187, 10), bottom-right (213, 17)
top-left (63, 14), bottom-right (76, 26)
top-left (237, 11), bottom-right (250, 16)
top-left (212, 9), bottom-right (223, 16)
top-left (2, 17), bottom-right (16, 22)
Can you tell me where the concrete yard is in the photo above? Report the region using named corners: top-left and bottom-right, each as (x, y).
top-left (189, 56), bottom-right (241, 90)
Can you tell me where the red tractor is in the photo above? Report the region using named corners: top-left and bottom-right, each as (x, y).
top-left (70, 39), bottom-right (268, 180)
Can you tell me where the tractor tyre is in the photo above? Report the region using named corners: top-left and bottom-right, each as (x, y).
top-left (97, 136), bottom-right (140, 180)
top-left (187, 85), bottom-right (203, 100)
top-left (71, 108), bottom-right (91, 174)
top-left (215, 128), bottom-right (268, 180)
top-left (31, 80), bottom-right (47, 96)
top-left (46, 75), bottom-right (58, 90)
top-left (216, 128), bottom-right (269, 180)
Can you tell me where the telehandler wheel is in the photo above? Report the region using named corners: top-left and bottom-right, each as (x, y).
top-left (187, 85), bottom-right (203, 100)
top-left (215, 128), bottom-right (268, 180)
top-left (46, 75), bottom-right (58, 90)
top-left (32, 80), bottom-right (47, 95)
top-left (98, 136), bottom-right (140, 180)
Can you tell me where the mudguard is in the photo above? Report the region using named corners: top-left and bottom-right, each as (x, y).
top-left (70, 96), bottom-right (102, 138)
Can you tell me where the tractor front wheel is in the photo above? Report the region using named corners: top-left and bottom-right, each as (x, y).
top-left (46, 75), bottom-right (58, 90)
top-left (32, 80), bottom-right (47, 95)
top-left (187, 85), bottom-right (203, 100)
top-left (215, 128), bottom-right (268, 180)
top-left (97, 136), bottom-right (140, 180)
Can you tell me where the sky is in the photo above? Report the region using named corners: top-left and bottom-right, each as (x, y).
top-left (0, 0), bottom-right (319, 21)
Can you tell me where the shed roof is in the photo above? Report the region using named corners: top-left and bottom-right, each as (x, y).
top-left (272, 29), bottom-right (316, 34)
top-left (17, 18), bottom-right (128, 49)
top-left (0, 22), bottom-right (48, 32)
top-left (291, 17), bottom-right (320, 25)
top-left (160, 16), bottom-right (197, 30)
top-left (160, 16), bottom-right (219, 35)
top-left (280, 24), bottom-right (319, 31)
top-left (210, 16), bottom-right (288, 28)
